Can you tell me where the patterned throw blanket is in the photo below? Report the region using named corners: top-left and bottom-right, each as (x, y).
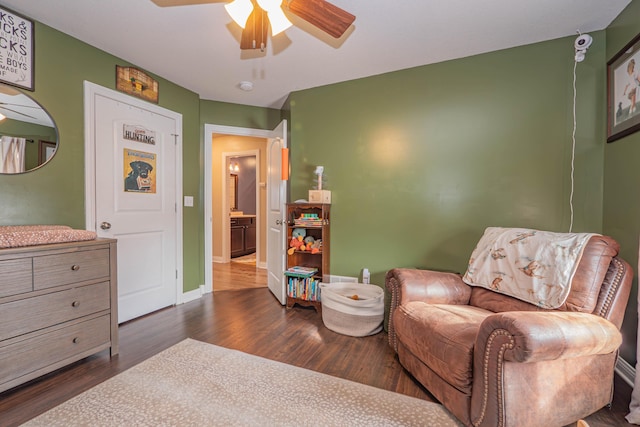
top-left (463, 227), bottom-right (596, 309)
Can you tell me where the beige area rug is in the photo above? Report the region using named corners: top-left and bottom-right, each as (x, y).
top-left (24, 339), bottom-right (462, 427)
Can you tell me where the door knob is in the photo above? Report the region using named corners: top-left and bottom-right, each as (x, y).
top-left (100, 221), bottom-right (112, 230)
top-left (275, 219), bottom-right (285, 225)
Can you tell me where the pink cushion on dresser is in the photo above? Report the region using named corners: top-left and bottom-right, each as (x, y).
top-left (0, 225), bottom-right (97, 248)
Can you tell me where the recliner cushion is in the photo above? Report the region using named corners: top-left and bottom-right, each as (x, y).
top-left (393, 301), bottom-right (492, 393)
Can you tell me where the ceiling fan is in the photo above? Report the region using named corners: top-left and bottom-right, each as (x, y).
top-left (151, 0), bottom-right (355, 51)
top-left (0, 102), bottom-right (39, 121)
top-left (0, 102), bottom-right (39, 119)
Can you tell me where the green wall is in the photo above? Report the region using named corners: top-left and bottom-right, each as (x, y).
top-left (0, 22), bottom-right (205, 292)
top-left (200, 100), bottom-right (281, 131)
top-left (604, 0), bottom-right (640, 364)
top-left (289, 34), bottom-right (606, 286)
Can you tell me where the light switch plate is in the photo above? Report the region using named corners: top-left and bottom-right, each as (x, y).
top-left (184, 196), bottom-right (194, 207)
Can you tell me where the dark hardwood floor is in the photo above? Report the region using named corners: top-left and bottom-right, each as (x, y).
top-left (0, 277), bottom-right (635, 426)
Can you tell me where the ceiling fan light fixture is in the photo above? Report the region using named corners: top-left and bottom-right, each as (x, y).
top-left (225, 0), bottom-right (254, 28)
top-left (265, 7), bottom-right (292, 36)
top-left (255, 0), bottom-right (281, 13)
top-left (254, 0), bottom-right (291, 36)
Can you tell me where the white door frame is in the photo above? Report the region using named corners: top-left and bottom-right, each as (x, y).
top-left (221, 149), bottom-right (261, 263)
top-left (83, 81), bottom-right (184, 304)
top-left (204, 124), bottom-right (278, 293)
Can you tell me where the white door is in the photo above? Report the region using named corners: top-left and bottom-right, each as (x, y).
top-left (86, 83), bottom-right (182, 323)
top-left (266, 120), bottom-right (287, 304)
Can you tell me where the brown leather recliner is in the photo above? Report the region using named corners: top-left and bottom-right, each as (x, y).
top-left (386, 234), bottom-right (632, 427)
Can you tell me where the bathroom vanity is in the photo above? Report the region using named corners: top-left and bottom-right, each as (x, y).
top-left (230, 215), bottom-right (256, 258)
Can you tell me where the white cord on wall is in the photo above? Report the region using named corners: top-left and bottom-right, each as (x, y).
top-left (569, 59), bottom-right (577, 233)
top-left (569, 31), bottom-right (591, 232)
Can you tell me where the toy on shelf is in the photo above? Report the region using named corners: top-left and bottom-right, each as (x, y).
top-left (309, 239), bottom-right (322, 254)
top-left (288, 235), bottom-right (304, 255)
top-left (288, 228), bottom-right (306, 254)
top-left (288, 233), bottom-right (322, 255)
top-left (292, 228), bottom-right (306, 238)
top-left (294, 213), bottom-right (323, 227)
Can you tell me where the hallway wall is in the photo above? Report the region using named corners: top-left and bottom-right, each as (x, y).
top-left (211, 135), bottom-right (267, 264)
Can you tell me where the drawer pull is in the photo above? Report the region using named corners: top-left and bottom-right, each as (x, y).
top-left (71, 264), bottom-right (80, 271)
top-left (71, 300), bottom-right (80, 308)
top-left (73, 337), bottom-right (79, 344)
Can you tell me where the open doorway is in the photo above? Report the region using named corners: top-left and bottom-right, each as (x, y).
top-left (215, 140), bottom-right (266, 291)
top-left (228, 154), bottom-right (257, 263)
top-left (204, 122), bottom-right (288, 300)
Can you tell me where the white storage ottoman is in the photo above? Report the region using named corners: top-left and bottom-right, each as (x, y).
top-left (320, 283), bottom-right (384, 337)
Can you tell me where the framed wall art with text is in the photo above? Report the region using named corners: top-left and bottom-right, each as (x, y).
top-left (0, 6), bottom-right (34, 91)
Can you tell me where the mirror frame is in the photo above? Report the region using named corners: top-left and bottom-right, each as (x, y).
top-left (0, 85), bottom-right (59, 174)
top-left (229, 173), bottom-right (238, 211)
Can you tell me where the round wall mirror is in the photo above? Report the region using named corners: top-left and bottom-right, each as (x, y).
top-left (0, 84), bottom-right (58, 174)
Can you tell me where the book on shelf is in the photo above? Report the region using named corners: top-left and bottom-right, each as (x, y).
top-left (293, 213), bottom-right (323, 227)
top-left (286, 274), bottom-right (320, 301)
top-left (293, 219), bottom-right (323, 227)
top-left (284, 266), bottom-right (318, 277)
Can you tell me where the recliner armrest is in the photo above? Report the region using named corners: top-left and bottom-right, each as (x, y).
top-left (476, 311), bottom-right (622, 364)
top-left (470, 311), bottom-right (622, 427)
top-left (385, 268), bottom-right (471, 351)
top-left (385, 268), bottom-right (471, 306)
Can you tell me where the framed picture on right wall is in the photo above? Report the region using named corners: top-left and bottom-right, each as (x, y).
top-left (608, 31), bottom-right (640, 143)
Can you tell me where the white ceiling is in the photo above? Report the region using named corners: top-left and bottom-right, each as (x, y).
top-left (1, 0), bottom-right (631, 109)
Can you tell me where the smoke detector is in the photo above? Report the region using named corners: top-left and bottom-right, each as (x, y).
top-left (239, 81), bottom-right (254, 91)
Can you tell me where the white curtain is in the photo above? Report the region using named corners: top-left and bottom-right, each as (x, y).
top-left (0, 136), bottom-right (26, 173)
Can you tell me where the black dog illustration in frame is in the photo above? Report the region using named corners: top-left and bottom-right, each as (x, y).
top-left (124, 160), bottom-right (153, 192)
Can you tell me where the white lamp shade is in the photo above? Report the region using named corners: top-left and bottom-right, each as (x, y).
top-left (225, 0), bottom-right (254, 28)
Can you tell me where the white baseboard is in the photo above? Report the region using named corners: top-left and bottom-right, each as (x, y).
top-left (212, 256), bottom-right (224, 263)
top-left (617, 356), bottom-right (636, 388)
top-left (182, 284), bottom-right (206, 304)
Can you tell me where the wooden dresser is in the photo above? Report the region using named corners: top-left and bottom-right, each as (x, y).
top-left (0, 238), bottom-right (118, 393)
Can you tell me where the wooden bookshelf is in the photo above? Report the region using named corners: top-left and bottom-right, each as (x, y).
top-left (285, 203), bottom-right (330, 312)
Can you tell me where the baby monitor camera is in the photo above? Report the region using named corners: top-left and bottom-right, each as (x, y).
top-left (574, 34), bottom-right (593, 62)
top-left (575, 34), bottom-right (593, 50)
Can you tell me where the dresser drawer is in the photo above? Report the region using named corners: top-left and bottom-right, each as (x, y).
top-left (0, 315), bottom-right (111, 389)
top-left (0, 258), bottom-right (32, 298)
top-left (33, 248), bottom-right (110, 290)
top-left (0, 282), bottom-right (110, 341)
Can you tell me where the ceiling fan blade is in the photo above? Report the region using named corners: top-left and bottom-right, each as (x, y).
top-left (240, 6), bottom-right (269, 50)
top-left (0, 106), bottom-right (37, 120)
top-left (0, 102), bottom-right (40, 109)
top-left (287, 0), bottom-right (355, 38)
top-left (150, 0), bottom-right (225, 7)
